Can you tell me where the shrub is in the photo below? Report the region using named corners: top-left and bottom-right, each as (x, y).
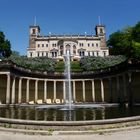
top-left (80, 55), bottom-right (127, 71)
top-left (3, 55), bottom-right (56, 72)
top-left (2, 55), bottom-right (127, 72)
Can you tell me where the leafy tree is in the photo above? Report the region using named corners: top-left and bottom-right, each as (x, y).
top-left (107, 27), bottom-right (133, 56)
top-left (131, 22), bottom-right (140, 42)
top-left (107, 22), bottom-right (140, 59)
top-left (131, 41), bottom-right (140, 59)
top-left (0, 31), bottom-right (12, 57)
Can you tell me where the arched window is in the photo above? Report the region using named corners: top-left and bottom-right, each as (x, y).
top-left (66, 44), bottom-right (70, 50)
top-left (60, 45), bottom-right (63, 50)
top-left (73, 45), bottom-right (76, 49)
top-left (100, 28), bottom-right (103, 34)
top-left (32, 29), bottom-right (36, 34)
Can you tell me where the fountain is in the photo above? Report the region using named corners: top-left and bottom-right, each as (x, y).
top-left (35, 49), bottom-right (111, 113)
top-left (34, 49), bottom-right (113, 120)
top-left (64, 49), bottom-right (73, 110)
top-left (0, 54), bottom-right (140, 122)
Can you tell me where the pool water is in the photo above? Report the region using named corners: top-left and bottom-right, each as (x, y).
top-left (0, 105), bottom-right (140, 121)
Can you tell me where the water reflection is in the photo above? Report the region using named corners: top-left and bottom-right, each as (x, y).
top-left (0, 106), bottom-right (140, 121)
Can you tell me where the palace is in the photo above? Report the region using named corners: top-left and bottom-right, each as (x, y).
top-left (27, 24), bottom-right (109, 61)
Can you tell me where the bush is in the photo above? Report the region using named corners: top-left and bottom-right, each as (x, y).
top-left (80, 55), bottom-right (127, 71)
top-left (3, 55), bottom-right (56, 72)
top-left (2, 55), bottom-right (127, 72)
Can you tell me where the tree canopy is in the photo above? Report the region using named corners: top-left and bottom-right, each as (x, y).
top-left (0, 31), bottom-right (12, 57)
top-left (107, 22), bottom-right (140, 59)
top-left (132, 22), bottom-right (140, 42)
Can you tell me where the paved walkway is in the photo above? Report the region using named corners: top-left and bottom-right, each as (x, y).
top-left (0, 128), bottom-right (140, 140)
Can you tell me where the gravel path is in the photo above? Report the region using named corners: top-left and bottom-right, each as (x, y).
top-left (0, 128), bottom-right (140, 140)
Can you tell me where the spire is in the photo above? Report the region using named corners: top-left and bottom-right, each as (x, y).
top-left (34, 16), bottom-right (36, 26)
top-left (98, 16), bottom-right (101, 25)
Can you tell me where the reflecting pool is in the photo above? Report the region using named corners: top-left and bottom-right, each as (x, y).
top-left (0, 105), bottom-right (140, 121)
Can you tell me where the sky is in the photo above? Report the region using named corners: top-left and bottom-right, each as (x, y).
top-left (0, 0), bottom-right (140, 55)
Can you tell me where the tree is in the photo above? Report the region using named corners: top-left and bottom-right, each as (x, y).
top-left (131, 41), bottom-right (140, 59)
top-left (131, 22), bottom-right (140, 42)
top-left (0, 31), bottom-right (12, 57)
top-left (107, 28), bottom-right (132, 56)
top-left (107, 23), bottom-right (140, 59)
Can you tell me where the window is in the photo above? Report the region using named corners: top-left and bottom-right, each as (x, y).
top-left (46, 44), bottom-right (48, 47)
top-left (96, 43), bottom-right (98, 47)
top-left (46, 52), bottom-right (48, 57)
top-left (37, 52), bottom-right (39, 57)
top-left (100, 28), bottom-right (103, 34)
top-left (52, 43), bottom-right (56, 47)
top-left (30, 52), bottom-right (32, 57)
top-left (92, 52), bottom-right (94, 56)
top-left (79, 43), bottom-right (84, 47)
top-left (55, 52), bottom-right (57, 57)
top-left (52, 52), bottom-right (54, 57)
top-left (60, 50), bottom-right (63, 56)
top-left (103, 51), bottom-right (106, 56)
top-left (32, 29), bottom-right (36, 34)
top-left (60, 45), bottom-right (63, 50)
top-left (38, 44), bottom-right (40, 47)
top-left (79, 51), bottom-right (85, 56)
top-left (97, 51), bottom-right (99, 56)
top-left (88, 43), bottom-right (90, 47)
top-left (73, 45), bottom-right (76, 49)
top-left (51, 52), bottom-right (57, 57)
top-left (92, 43), bottom-right (94, 47)
top-left (88, 52), bottom-right (90, 56)
top-left (42, 44), bottom-right (44, 47)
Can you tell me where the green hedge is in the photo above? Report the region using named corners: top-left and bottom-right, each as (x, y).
top-left (3, 56), bottom-right (56, 72)
top-left (2, 55), bottom-right (127, 72)
top-left (80, 55), bottom-right (127, 71)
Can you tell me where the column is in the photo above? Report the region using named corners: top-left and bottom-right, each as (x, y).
top-left (35, 80), bottom-right (38, 103)
top-left (11, 77), bottom-right (16, 104)
top-left (6, 74), bottom-right (10, 104)
top-left (128, 73), bottom-right (133, 106)
top-left (44, 80), bottom-right (47, 102)
top-left (123, 74), bottom-right (126, 102)
top-left (73, 81), bottom-right (76, 103)
top-left (82, 81), bottom-right (85, 102)
top-left (116, 76), bottom-right (120, 103)
top-left (101, 79), bottom-right (104, 102)
top-left (18, 78), bottom-right (22, 103)
top-left (109, 77), bottom-right (113, 103)
top-left (91, 80), bottom-right (95, 102)
top-left (63, 81), bottom-right (66, 103)
top-left (26, 79), bottom-right (30, 103)
top-left (54, 81), bottom-right (56, 103)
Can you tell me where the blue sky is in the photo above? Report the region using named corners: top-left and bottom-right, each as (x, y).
top-left (0, 0), bottom-right (140, 55)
